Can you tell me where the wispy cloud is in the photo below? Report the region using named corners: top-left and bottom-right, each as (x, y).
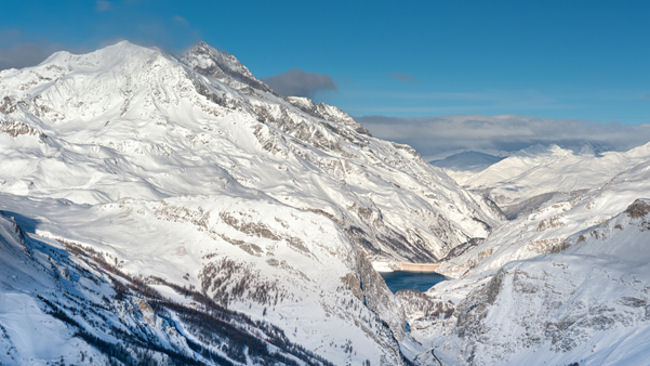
top-left (95, 0), bottom-right (112, 12)
top-left (357, 114), bottom-right (650, 160)
top-left (172, 15), bottom-right (189, 26)
top-left (341, 89), bottom-right (649, 117)
top-left (390, 72), bottom-right (417, 83)
top-left (263, 68), bottom-right (337, 98)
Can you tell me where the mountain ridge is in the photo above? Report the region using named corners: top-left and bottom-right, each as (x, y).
top-left (0, 40), bottom-right (502, 364)
top-left (446, 141), bottom-right (650, 219)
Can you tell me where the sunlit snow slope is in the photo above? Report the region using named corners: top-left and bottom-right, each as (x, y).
top-left (0, 41), bottom-right (501, 365)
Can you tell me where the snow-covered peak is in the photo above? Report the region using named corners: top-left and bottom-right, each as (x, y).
top-left (40, 40), bottom-right (162, 71)
top-left (511, 143), bottom-right (571, 158)
top-left (182, 41), bottom-right (271, 92)
top-left (185, 41), bottom-right (252, 77)
top-left (0, 40), bottom-right (198, 130)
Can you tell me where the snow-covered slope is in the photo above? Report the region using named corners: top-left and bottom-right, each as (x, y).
top-left (449, 144), bottom-right (650, 218)
top-left (0, 41), bottom-right (501, 364)
top-left (441, 157), bottom-right (650, 277)
top-left (0, 41), bottom-right (498, 262)
top-left (402, 152), bottom-right (650, 365)
top-left (0, 210), bottom-right (334, 365)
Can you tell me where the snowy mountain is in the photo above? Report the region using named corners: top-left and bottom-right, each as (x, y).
top-left (4, 39), bottom-right (648, 366)
top-left (0, 40), bottom-right (502, 365)
top-left (401, 152), bottom-right (650, 365)
top-left (449, 143), bottom-right (650, 218)
top-left (429, 151), bottom-right (504, 172)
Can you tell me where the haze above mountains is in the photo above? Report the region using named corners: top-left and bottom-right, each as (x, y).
top-left (0, 41), bottom-right (649, 366)
top-left (359, 114), bottom-right (650, 163)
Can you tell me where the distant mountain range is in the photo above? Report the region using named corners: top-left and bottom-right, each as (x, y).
top-left (430, 151), bottom-right (505, 172)
top-left (442, 143), bottom-right (650, 219)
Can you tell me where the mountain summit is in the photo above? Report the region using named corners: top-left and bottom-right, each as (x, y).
top-left (182, 41), bottom-right (273, 92)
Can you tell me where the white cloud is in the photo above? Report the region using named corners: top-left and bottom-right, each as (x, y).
top-left (357, 114), bottom-right (650, 160)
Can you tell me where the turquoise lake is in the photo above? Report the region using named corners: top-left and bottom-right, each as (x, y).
top-left (380, 271), bottom-right (446, 293)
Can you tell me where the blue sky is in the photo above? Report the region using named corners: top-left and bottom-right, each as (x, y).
top-left (1, 0), bottom-right (649, 156)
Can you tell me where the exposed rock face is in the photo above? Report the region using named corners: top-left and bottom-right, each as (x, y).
top-left (625, 198), bottom-right (650, 219)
